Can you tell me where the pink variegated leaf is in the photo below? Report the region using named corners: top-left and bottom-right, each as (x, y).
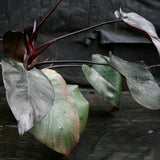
top-left (30, 69), bottom-right (80, 156)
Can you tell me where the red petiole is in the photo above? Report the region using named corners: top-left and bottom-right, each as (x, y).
top-left (24, 0), bottom-right (122, 69)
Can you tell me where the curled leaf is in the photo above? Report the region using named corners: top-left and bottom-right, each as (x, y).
top-left (1, 59), bottom-right (54, 135)
top-left (30, 69), bottom-right (80, 156)
top-left (114, 8), bottom-right (160, 56)
top-left (3, 31), bottom-right (26, 62)
top-left (109, 54), bottom-right (160, 110)
top-left (3, 27), bottom-right (33, 62)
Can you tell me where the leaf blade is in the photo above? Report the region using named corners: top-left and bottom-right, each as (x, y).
top-left (109, 54), bottom-right (160, 110)
top-left (1, 59), bottom-right (54, 135)
top-left (82, 64), bottom-right (121, 107)
top-left (115, 8), bottom-right (160, 56)
top-left (67, 84), bottom-right (89, 135)
top-left (92, 54), bottom-right (122, 95)
top-left (30, 69), bottom-right (80, 156)
top-left (3, 28), bottom-right (33, 62)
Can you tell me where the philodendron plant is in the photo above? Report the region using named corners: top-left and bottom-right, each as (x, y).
top-left (1, 0), bottom-right (160, 156)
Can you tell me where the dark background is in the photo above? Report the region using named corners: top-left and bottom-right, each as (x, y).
top-left (0, 0), bottom-right (160, 86)
top-left (0, 2), bottom-right (160, 159)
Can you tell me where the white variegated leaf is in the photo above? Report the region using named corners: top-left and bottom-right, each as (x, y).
top-left (115, 8), bottom-right (160, 56)
top-left (1, 59), bottom-right (54, 135)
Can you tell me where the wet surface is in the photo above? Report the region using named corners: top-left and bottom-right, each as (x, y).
top-left (0, 87), bottom-right (160, 160)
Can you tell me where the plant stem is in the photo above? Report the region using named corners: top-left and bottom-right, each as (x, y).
top-left (29, 60), bottom-right (109, 70)
top-left (29, 0), bottom-right (63, 44)
top-left (47, 64), bottom-right (82, 69)
top-left (37, 0), bottom-right (62, 31)
top-left (34, 60), bottom-right (108, 66)
top-left (28, 19), bottom-right (122, 66)
top-left (36, 19), bottom-right (123, 52)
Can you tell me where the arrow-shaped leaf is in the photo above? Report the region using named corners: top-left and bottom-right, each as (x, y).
top-left (30, 69), bottom-right (80, 156)
top-left (82, 62), bottom-right (122, 108)
top-left (92, 54), bottom-right (122, 106)
top-left (1, 59), bottom-right (54, 135)
top-left (109, 54), bottom-right (160, 110)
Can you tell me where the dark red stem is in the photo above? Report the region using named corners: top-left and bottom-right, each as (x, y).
top-left (28, 0), bottom-right (63, 48)
top-left (36, 19), bottom-right (122, 51)
top-left (28, 19), bottom-right (123, 62)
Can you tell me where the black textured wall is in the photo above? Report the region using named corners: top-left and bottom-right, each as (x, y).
top-left (0, 0), bottom-right (160, 86)
top-left (1, 0), bottom-right (160, 41)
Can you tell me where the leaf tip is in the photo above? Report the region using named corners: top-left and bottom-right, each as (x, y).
top-left (114, 9), bottom-right (120, 19)
top-left (17, 116), bottom-right (34, 136)
top-left (82, 64), bottom-right (89, 71)
top-left (114, 8), bottom-right (127, 19)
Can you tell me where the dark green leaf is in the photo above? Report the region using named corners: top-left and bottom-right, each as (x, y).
top-left (82, 64), bottom-right (121, 107)
top-left (109, 54), bottom-right (160, 110)
top-left (30, 69), bottom-right (80, 156)
top-left (1, 59), bottom-right (54, 135)
top-left (67, 85), bottom-right (89, 135)
top-left (92, 54), bottom-right (122, 103)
